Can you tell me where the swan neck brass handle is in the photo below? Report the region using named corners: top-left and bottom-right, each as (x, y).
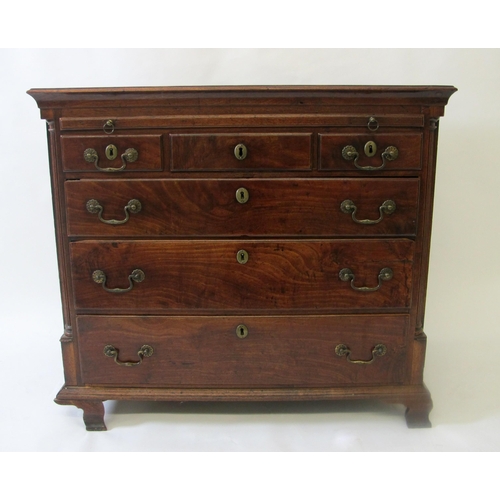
top-left (83, 147), bottom-right (138, 172)
top-left (339, 267), bottom-right (393, 292)
top-left (335, 343), bottom-right (387, 364)
top-left (103, 344), bottom-right (153, 366)
top-left (341, 145), bottom-right (398, 171)
top-left (86, 199), bottom-right (142, 225)
top-left (92, 268), bottom-right (145, 293)
top-left (340, 199), bottom-right (396, 225)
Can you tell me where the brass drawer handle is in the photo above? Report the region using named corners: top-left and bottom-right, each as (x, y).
top-left (83, 147), bottom-right (138, 172)
top-left (103, 119), bottom-right (115, 134)
top-left (341, 145), bottom-right (398, 171)
top-left (103, 344), bottom-right (154, 366)
top-left (86, 199), bottom-right (142, 225)
top-left (339, 267), bottom-right (393, 292)
top-left (335, 343), bottom-right (387, 364)
top-left (340, 199), bottom-right (396, 225)
top-left (367, 116), bottom-right (379, 131)
top-left (92, 268), bottom-right (145, 293)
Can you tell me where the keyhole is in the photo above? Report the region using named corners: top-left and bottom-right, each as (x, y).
top-left (364, 141), bottom-right (377, 157)
top-left (105, 144), bottom-right (118, 160)
top-left (234, 143), bottom-right (247, 160)
top-left (236, 187), bottom-right (249, 204)
top-left (236, 324), bottom-right (248, 338)
top-left (237, 249), bottom-right (248, 264)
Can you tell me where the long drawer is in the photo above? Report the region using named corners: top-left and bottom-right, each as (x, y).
top-left (77, 315), bottom-right (409, 387)
top-left (65, 178), bottom-right (419, 237)
top-left (70, 239), bottom-right (414, 313)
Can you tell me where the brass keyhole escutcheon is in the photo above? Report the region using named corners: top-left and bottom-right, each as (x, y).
top-left (236, 187), bottom-right (249, 204)
top-left (105, 144), bottom-right (118, 161)
top-left (236, 324), bottom-right (249, 339)
top-left (234, 143), bottom-right (248, 160)
top-left (237, 249), bottom-right (249, 264)
top-left (364, 141), bottom-right (377, 157)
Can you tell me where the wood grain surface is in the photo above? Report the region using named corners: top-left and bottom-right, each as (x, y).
top-left (70, 239), bottom-right (414, 313)
top-left (77, 314), bottom-right (409, 387)
top-left (65, 178), bottom-right (419, 237)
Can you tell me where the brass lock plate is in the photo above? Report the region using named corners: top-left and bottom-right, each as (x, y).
top-left (105, 144), bottom-right (118, 161)
top-left (237, 249), bottom-right (249, 264)
top-left (236, 187), bottom-right (249, 204)
top-left (236, 324), bottom-right (249, 338)
top-left (234, 143), bottom-right (248, 160)
top-left (364, 141), bottom-right (377, 157)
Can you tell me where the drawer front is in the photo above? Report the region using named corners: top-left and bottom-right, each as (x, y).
top-left (60, 134), bottom-right (162, 173)
top-left (170, 133), bottom-right (312, 171)
top-left (70, 239), bottom-right (414, 313)
top-left (65, 178), bottom-right (419, 237)
top-left (319, 133), bottom-right (422, 172)
top-left (77, 315), bottom-right (409, 387)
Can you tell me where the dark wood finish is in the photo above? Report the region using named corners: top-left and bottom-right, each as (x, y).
top-left (170, 133), bottom-right (312, 172)
top-left (77, 315), bottom-right (408, 387)
top-left (59, 114), bottom-right (425, 131)
top-left (65, 178), bottom-right (419, 237)
top-left (319, 133), bottom-right (422, 171)
top-left (70, 239), bottom-right (414, 313)
top-left (60, 134), bottom-right (162, 172)
top-left (29, 85), bottom-right (456, 430)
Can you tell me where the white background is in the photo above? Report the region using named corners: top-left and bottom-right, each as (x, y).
top-left (0, 6), bottom-right (498, 490)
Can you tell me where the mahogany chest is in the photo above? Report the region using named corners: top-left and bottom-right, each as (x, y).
top-left (28, 86), bottom-right (456, 430)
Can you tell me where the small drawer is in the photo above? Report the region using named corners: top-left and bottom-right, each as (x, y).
top-left (65, 178), bottom-right (419, 237)
top-left (77, 314), bottom-right (409, 387)
top-left (170, 133), bottom-right (312, 171)
top-left (319, 133), bottom-right (422, 172)
top-left (60, 134), bottom-right (162, 173)
top-left (70, 239), bottom-right (414, 313)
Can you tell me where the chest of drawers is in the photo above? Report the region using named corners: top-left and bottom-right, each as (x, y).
top-left (29, 86), bottom-right (456, 430)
